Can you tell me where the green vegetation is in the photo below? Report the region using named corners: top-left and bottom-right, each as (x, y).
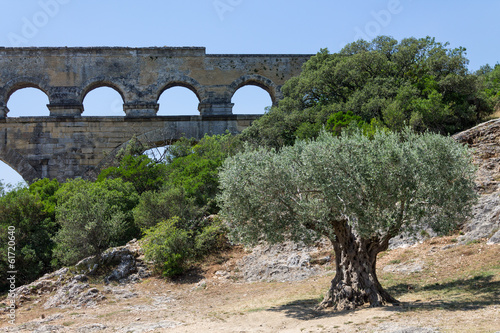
top-left (142, 217), bottom-right (192, 277)
top-left (0, 36), bottom-right (498, 300)
top-left (0, 179), bottom-right (60, 291)
top-left (477, 63), bottom-right (500, 116)
top-left (97, 154), bottom-right (167, 195)
top-left (141, 216), bottom-right (228, 277)
top-left (162, 133), bottom-right (242, 214)
top-left (53, 178), bottom-right (139, 266)
top-left (137, 134), bottom-right (238, 276)
top-left (243, 36), bottom-right (493, 149)
top-left (133, 186), bottom-right (199, 230)
top-left (218, 129), bottom-right (477, 310)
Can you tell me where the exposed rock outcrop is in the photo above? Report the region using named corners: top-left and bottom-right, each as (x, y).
top-left (74, 239), bottom-right (150, 284)
top-left (234, 240), bottom-right (331, 282)
top-left (454, 119), bottom-right (500, 244)
top-left (6, 239), bottom-right (151, 311)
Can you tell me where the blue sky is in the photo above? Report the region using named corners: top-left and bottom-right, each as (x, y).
top-left (1, 0), bottom-right (499, 186)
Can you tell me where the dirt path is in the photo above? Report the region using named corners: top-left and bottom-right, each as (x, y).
top-left (1, 238), bottom-right (499, 332)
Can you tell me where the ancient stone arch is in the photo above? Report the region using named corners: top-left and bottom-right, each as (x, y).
top-left (0, 47), bottom-right (310, 118)
top-left (0, 47), bottom-right (311, 182)
top-left (0, 146), bottom-right (41, 183)
top-left (228, 74), bottom-right (281, 105)
top-left (156, 75), bottom-right (204, 102)
top-left (1, 77), bottom-right (51, 115)
top-left (4, 78), bottom-right (51, 101)
top-left (80, 80), bottom-right (127, 104)
top-left (78, 79), bottom-right (128, 115)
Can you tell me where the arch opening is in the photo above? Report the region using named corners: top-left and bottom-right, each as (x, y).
top-left (6, 87), bottom-right (50, 117)
top-left (0, 160), bottom-right (27, 191)
top-left (157, 86), bottom-right (200, 116)
top-left (82, 86), bottom-right (124, 116)
top-left (143, 146), bottom-right (169, 164)
top-left (231, 85), bottom-right (273, 115)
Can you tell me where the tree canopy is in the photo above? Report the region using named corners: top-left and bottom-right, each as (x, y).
top-left (97, 152), bottom-right (167, 195)
top-left (218, 129), bottom-right (477, 310)
top-left (0, 179), bottom-right (61, 291)
top-left (243, 36), bottom-right (492, 149)
top-left (53, 178), bottom-right (139, 266)
top-left (477, 63), bottom-right (500, 113)
top-left (162, 133), bottom-right (242, 214)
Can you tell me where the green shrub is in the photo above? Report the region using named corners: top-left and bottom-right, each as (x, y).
top-left (164, 133), bottom-right (242, 214)
top-left (98, 154), bottom-right (167, 195)
top-left (53, 178), bottom-right (139, 266)
top-left (141, 216), bottom-right (230, 277)
top-left (0, 184), bottom-right (59, 291)
top-left (326, 111), bottom-right (365, 136)
top-left (194, 217), bottom-right (229, 257)
top-left (133, 186), bottom-right (200, 230)
top-left (28, 178), bottom-right (60, 219)
top-left (142, 217), bottom-right (192, 277)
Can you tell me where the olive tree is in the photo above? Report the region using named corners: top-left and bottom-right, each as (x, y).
top-left (218, 129), bottom-right (477, 310)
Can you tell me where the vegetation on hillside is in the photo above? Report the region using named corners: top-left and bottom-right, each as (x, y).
top-left (242, 36), bottom-right (494, 149)
top-left (52, 178), bottom-right (140, 266)
top-left (0, 179), bottom-right (60, 290)
top-left (0, 36), bottom-right (498, 308)
top-left (476, 63), bottom-right (500, 115)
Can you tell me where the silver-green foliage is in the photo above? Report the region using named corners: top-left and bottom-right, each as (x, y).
top-left (218, 129), bottom-right (477, 246)
top-left (53, 178), bottom-right (139, 266)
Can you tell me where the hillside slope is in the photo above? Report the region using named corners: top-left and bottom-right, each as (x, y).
top-left (1, 121), bottom-right (500, 332)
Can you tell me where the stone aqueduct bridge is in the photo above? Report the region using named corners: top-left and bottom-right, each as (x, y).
top-left (0, 47), bottom-right (311, 182)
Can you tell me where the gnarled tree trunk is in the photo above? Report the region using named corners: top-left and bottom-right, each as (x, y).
top-left (319, 221), bottom-right (399, 310)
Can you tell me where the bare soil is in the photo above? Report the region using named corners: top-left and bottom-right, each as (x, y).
top-left (1, 236), bottom-right (499, 332)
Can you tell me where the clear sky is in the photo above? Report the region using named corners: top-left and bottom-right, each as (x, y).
top-left (1, 0), bottom-right (499, 186)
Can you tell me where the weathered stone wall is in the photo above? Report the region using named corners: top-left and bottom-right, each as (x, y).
top-left (0, 47), bottom-right (311, 117)
top-left (0, 115), bottom-right (259, 183)
top-left (0, 47), bottom-right (311, 182)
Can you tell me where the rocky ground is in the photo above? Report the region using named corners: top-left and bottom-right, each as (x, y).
top-left (1, 121), bottom-right (500, 332)
top-left (0, 235), bottom-right (498, 332)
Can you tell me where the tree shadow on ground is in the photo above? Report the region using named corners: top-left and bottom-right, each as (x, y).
top-left (169, 267), bottom-right (205, 285)
top-left (384, 274), bottom-right (499, 312)
top-left (268, 275), bottom-right (499, 320)
top-left (267, 298), bottom-right (356, 320)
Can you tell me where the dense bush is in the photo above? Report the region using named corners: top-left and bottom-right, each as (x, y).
top-left (141, 217), bottom-right (192, 277)
top-left (98, 154), bottom-right (167, 195)
top-left (477, 63), bottom-right (500, 114)
top-left (194, 217), bottom-right (229, 258)
top-left (325, 111), bottom-right (386, 137)
top-left (133, 186), bottom-right (200, 230)
top-left (243, 36), bottom-right (493, 149)
top-left (163, 133), bottom-right (242, 214)
top-left (53, 178), bottom-right (139, 266)
top-left (0, 179), bottom-right (60, 291)
top-left (141, 216), bottom-right (229, 277)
